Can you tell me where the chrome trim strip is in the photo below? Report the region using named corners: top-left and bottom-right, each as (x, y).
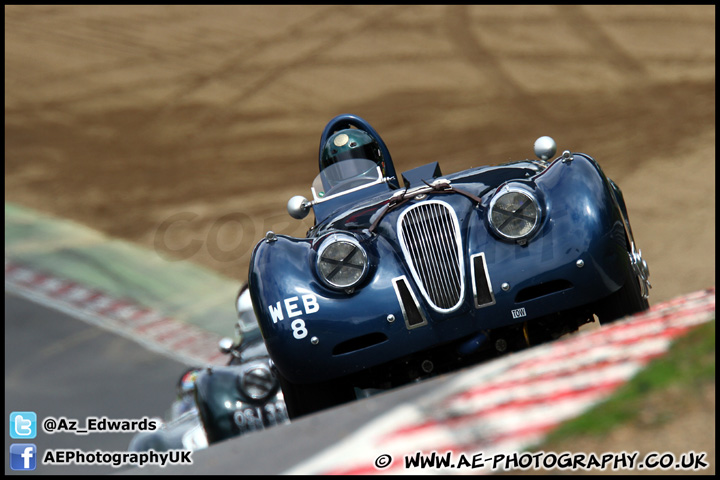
top-left (607, 180), bottom-right (651, 299)
top-left (311, 166), bottom-right (386, 202)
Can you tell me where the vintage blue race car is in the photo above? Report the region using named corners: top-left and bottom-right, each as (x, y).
top-left (248, 114), bottom-right (651, 419)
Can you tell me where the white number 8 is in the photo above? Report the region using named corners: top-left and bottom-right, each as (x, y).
top-left (291, 319), bottom-right (307, 339)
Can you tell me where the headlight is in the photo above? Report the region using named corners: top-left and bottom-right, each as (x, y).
top-left (488, 185), bottom-right (542, 243)
top-left (316, 234), bottom-right (368, 290)
top-left (237, 363), bottom-right (276, 401)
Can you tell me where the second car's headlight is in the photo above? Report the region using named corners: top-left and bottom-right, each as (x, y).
top-left (488, 185), bottom-right (542, 243)
top-left (237, 362), bottom-right (276, 402)
top-left (316, 234), bottom-right (368, 290)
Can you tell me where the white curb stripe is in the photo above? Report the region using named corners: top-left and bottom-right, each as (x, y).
top-left (285, 288), bottom-right (715, 475)
top-left (5, 258), bottom-right (226, 366)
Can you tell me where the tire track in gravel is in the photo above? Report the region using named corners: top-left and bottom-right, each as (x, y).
top-left (442, 5), bottom-right (549, 118)
top-left (557, 5), bottom-right (647, 81)
top-left (148, 8), bottom-right (337, 116)
top-left (153, 5), bottom-right (407, 136)
top-left (442, 5), bottom-right (652, 119)
top-left (443, 6), bottom-right (529, 96)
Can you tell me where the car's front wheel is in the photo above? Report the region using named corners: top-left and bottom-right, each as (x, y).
top-left (276, 371), bottom-right (357, 420)
top-left (596, 270), bottom-right (649, 325)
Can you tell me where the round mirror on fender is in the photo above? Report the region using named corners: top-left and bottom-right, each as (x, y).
top-left (287, 195), bottom-right (311, 220)
top-left (534, 136), bottom-right (557, 161)
top-left (218, 337), bottom-right (234, 354)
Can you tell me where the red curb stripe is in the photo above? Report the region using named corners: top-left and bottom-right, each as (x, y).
top-left (168, 335), bottom-right (202, 350)
top-left (5, 258), bottom-right (227, 365)
top-left (450, 356), bottom-right (661, 407)
top-left (43, 282), bottom-right (76, 298)
top-left (151, 324), bottom-right (199, 343)
top-left (377, 324), bottom-right (700, 451)
top-left (286, 289), bottom-right (715, 475)
top-left (133, 317), bottom-right (183, 335)
top-left (382, 378), bottom-right (628, 445)
top-left (507, 303), bottom-right (713, 372)
top-left (452, 327), bottom-right (695, 402)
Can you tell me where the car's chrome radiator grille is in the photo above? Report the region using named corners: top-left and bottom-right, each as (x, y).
top-left (398, 201), bottom-right (464, 312)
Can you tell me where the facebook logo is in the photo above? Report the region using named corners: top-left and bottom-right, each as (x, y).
top-left (10, 444), bottom-right (37, 471)
top-left (9, 412), bottom-right (37, 439)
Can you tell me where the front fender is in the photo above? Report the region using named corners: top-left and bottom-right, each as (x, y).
top-left (462, 152), bottom-right (631, 328)
top-left (249, 232), bottom-right (482, 384)
top-left (249, 235), bottom-right (403, 383)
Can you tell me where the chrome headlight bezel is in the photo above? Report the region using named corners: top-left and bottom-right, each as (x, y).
top-left (236, 362), bottom-right (277, 402)
top-left (315, 233), bottom-right (369, 291)
top-left (487, 185), bottom-right (543, 244)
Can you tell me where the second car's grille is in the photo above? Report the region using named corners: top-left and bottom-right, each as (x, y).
top-left (398, 200), bottom-right (464, 312)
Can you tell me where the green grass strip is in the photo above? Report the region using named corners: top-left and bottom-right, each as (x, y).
top-left (541, 318), bottom-right (715, 442)
top-left (5, 202), bottom-right (240, 337)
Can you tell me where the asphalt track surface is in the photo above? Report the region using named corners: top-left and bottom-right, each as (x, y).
top-left (4, 291), bottom-right (183, 475)
top-left (4, 287), bottom-right (455, 475)
top-left (129, 372), bottom-right (454, 476)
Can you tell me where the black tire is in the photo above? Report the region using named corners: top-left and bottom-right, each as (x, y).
top-left (597, 271), bottom-right (649, 325)
top-left (277, 372), bottom-right (357, 420)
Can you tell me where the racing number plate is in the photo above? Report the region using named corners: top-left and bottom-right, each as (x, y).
top-left (233, 400), bottom-right (288, 434)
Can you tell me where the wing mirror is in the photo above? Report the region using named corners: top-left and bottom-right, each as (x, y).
top-left (534, 136), bottom-right (557, 161)
top-left (218, 337), bottom-right (234, 354)
top-left (287, 195), bottom-right (311, 220)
